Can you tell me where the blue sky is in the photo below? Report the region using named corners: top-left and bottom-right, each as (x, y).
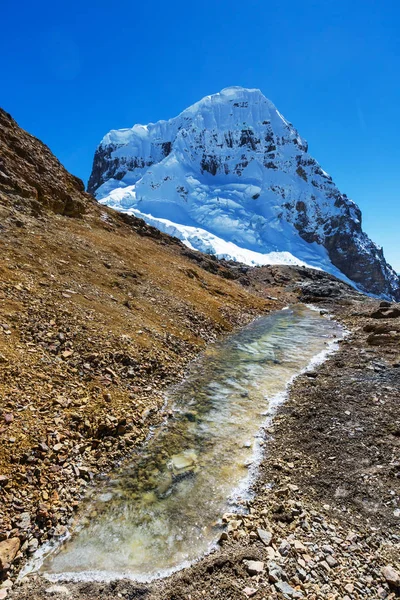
top-left (2, 0), bottom-right (399, 270)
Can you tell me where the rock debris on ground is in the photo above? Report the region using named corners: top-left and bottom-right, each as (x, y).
top-left (0, 107), bottom-right (399, 599)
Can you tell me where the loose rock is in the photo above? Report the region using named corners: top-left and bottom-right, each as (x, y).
top-left (0, 538), bottom-right (20, 570)
top-left (382, 565), bottom-right (400, 588)
top-left (244, 560), bottom-right (265, 576)
top-left (257, 528), bottom-right (273, 546)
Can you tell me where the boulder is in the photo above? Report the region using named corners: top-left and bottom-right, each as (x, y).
top-left (370, 307), bottom-right (400, 319)
top-left (244, 560), bottom-right (265, 576)
top-left (275, 580), bottom-right (300, 598)
top-left (382, 565), bottom-right (400, 588)
top-left (257, 528), bottom-right (273, 546)
top-left (0, 538), bottom-right (20, 570)
top-left (243, 587), bottom-right (258, 597)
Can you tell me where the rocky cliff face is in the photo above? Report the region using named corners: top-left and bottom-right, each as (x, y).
top-left (0, 108), bottom-right (93, 218)
top-left (88, 87), bottom-right (399, 300)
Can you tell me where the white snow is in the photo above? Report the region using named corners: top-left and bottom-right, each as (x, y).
top-left (103, 203), bottom-right (313, 267)
top-left (91, 86), bottom-right (399, 297)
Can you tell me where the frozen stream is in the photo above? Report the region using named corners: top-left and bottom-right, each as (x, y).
top-left (35, 305), bottom-right (342, 582)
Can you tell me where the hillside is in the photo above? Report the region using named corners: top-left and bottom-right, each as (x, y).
top-left (0, 107), bottom-right (276, 578)
top-left (1, 109), bottom-right (399, 600)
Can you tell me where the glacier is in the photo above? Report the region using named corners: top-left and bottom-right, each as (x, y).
top-left (88, 86), bottom-right (400, 299)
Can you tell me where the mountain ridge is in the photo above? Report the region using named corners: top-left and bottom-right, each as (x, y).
top-left (0, 108), bottom-right (92, 218)
top-left (88, 87), bottom-right (400, 300)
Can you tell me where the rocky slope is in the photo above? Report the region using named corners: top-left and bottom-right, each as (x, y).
top-left (88, 87), bottom-right (400, 300)
top-left (10, 270), bottom-right (400, 600)
top-left (0, 108), bottom-right (275, 590)
top-left (1, 108), bottom-right (399, 600)
top-left (0, 109), bottom-right (92, 218)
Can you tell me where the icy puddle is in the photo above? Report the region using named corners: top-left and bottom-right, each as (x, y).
top-left (36, 305), bottom-right (342, 582)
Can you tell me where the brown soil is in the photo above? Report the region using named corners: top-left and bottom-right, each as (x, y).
top-left (0, 198), bottom-right (282, 564)
top-left (10, 294), bottom-right (400, 600)
top-left (1, 108), bottom-right (399, 600)
top-left (0, 107), bottom-right (283, 586)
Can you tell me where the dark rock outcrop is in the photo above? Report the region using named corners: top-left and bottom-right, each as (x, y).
top-left (0, 108), bottom-right (94, 217)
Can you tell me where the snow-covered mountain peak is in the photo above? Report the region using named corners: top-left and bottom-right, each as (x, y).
top-left (88, 87), bottom-right (400, 300)
top-left (182, 86), bottom-right (273, 112)
top-left (219, 85), bottom-right (261, 95)
top-left (100, 87), bottom-right (298, 156)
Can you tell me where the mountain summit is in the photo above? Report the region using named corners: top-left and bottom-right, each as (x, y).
top-left (88, 87), bottom-right (399, 299)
